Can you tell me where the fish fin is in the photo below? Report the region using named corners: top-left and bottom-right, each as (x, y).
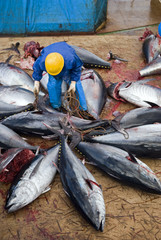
top-left (58, 120), bottom-right (82, 149)
top-left (144, 101), bottom-right (160, 107)
top-left (22, 137), bottom-right (27, 141)
top-left (126, 153), bottom-right (138, 164)
top-left (35, 146), bottom-right (41, 156)
top-left (2, 42), bottom-right (20, 55)
top-left (42, 134), bottom-right (59, 140)
top-left (43, 122), bottom-right (64, 137)
top-left (69, 131), bottom-right (82, 149)
top-left (0, 148), bottom-right (23, 173)
top-left (31, 110), bottom-right (43, 114)
top-left (63, 189), bottom-right (70, 197)
top-left (5, 55), bottom-right (14, 63)
top-left (85, 179), bottom-right (102, 190)
top-left (29, 157), bottom-right (44, 178)
top-left (42, 186), bottom-right (51, 194)
top-left (85, 178), bottom-right (93, 190)
top-left (52, 161), bottom-right (60, 173)
top-left (111, 119), bottom-right (129, 139)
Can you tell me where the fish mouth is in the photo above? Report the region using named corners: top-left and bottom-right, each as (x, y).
top-left (107, 82), bottom-right (126, 101)
top-left (94, 214), bottom-right (105, 231)
top-left (99, 219), bottom-right (105, 232)
top-left (5, 202), bottom-right (16, 213)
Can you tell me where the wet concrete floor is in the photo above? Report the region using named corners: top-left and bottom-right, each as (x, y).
top-left (98, 0), bottom-right (161, 33)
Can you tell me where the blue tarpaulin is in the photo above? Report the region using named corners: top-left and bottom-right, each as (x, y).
top-left (0, 0), bottom-right (107, 35)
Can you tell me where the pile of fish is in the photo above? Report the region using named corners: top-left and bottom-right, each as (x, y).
top-left (139, 31), bottom-right (161, 77)
top-left (1, 40), bottom-right (161, 232)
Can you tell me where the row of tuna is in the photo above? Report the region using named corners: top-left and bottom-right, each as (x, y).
top-left (1, 38), bottom-right (161, 231)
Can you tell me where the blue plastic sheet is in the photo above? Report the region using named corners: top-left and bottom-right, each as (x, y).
top-left (0, 0), bottom-right (107, 34)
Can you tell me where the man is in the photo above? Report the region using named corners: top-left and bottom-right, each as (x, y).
top-left (32, 41), bottom-right (88, 114)
top-left (158, 22), bottom-right (161, 36)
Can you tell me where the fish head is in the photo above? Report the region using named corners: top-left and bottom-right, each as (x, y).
top-left (5, 190), bottom-right (27, 213)
top-left (107, 82), bottom-right (126, 101)
top-left (95, 209), bottom-right (106, 231)
top-left (5, 181), bottom-right (37, 213)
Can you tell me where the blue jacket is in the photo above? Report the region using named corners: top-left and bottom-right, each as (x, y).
top-left (32, 42), bottom-right (83, 82)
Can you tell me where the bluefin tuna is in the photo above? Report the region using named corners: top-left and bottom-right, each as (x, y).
top-left (0, 85), bottom-right (35, 106)
top-left (142, 34), bottom-right (161, 63)
top-left (5, 144), bottom-right (59, 212)
top-left (139, 57), bottom-right (161, 77)
top-left (80, 69), bottom-right (107, 119)
top-left (85, 124), bottom-right (161, 158)
top-left (0, 57), bottom-right (44, 95)
top-left (58, 134), bottom-right (105, 231)
top-left (76, 141), bottom-right (161, 194)
top-left (1, 111), bottom-right (110, 136)
top-left (71, 45), bottom-right (111, 69)
top-left (0, 101), bottom-right (33, 120)
top-left (107, 79), bottom-right (161, 107)
top-left (112, 106), bottom-right (161, 130)
top-left (0, 123), bottom-right (38, 151)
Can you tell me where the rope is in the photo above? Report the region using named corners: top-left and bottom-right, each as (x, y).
top-left (63, 90), bottom-right (95, 120)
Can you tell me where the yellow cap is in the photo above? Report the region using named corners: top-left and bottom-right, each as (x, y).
top-left (45, 52), bottom-right (64, 76)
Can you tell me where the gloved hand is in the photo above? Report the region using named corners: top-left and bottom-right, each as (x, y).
top-left (68, 81), bottom-right (76, 93)
top-left (33, 81), bottom-right (40, 98)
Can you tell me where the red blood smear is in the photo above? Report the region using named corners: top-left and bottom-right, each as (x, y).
top-left (0, 149), bottom-right (35, 183)
top-left (138, 28), bottom-right (154, 41)
top-left (110, 62), bottom-right (140, 82)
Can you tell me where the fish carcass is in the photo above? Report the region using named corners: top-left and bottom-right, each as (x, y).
top-left (85, 107), bottom-right (161, 141)
top-left (0, 123), bottom-right (38, 151)
top-left (0, 101), bottom-right (33, 120)
top-left (76, 142), bottom-right (161, 194)
top-left (80, 69), bottom-right (107, 119)
top-left (139, 57), bottom-right (161, 77)
top-left (58, 135), bottom-right (105, 231)
top-left (0, 58), bottom-right (44, 95)
top-left (85, 123), bottom-right (161, 158)
top-left (1, 111), bottom-right (109, 136)
top-left (111, 106), bottom-right (161, 130)
top-left (0, 85), bottom-right (35, 106)
top-left (107, 79), bottom-right (161, 107)
top-left (71, 45), bottom-right (111, 69)
top-left (142, 34), bottom-right (161, 63)
top-left (5, 144), bottom-right (59, 212)
top-left (0, 85), bottom-right (35, 118)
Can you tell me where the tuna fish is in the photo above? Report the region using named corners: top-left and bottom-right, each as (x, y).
top-left (112, 107), bottom-right (161, 130)
top-left (142, 34), bottom-right (161, 63)
top-left (1, 111), bottom-right (109, 136)
top-left (80, 69), bottom-right (107, 119)
top-left (107, 79), bottom-right (161, 107)
top-left (0, 57), bottom-right (44, 95)
top-left (85, 123), bottom-right (161, 158)
top-left (86, 107), bottom-right (161, 138)
top-left (0, 85), bottom-right (34, 119)
top-left (139, 57), bottom-right (161, 77)
top-left (0, 85), bottom-right (35, 106)
top-left (0, 123), bottom-right (38, 151)
top-left (0, 101), bottom-right (33, 120)
top-left (71, 45), bottom-right (111, 69)
top-left (5, 144), bottom-right (59, 212)
top-left (0, 58), bottom-right (34, 91)
top-left (0, 148), bottom-right (23, 173)
top-left (76, 142), bottom-right (161, 194)
top-left (58, 135), bottom-right (105, 231)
